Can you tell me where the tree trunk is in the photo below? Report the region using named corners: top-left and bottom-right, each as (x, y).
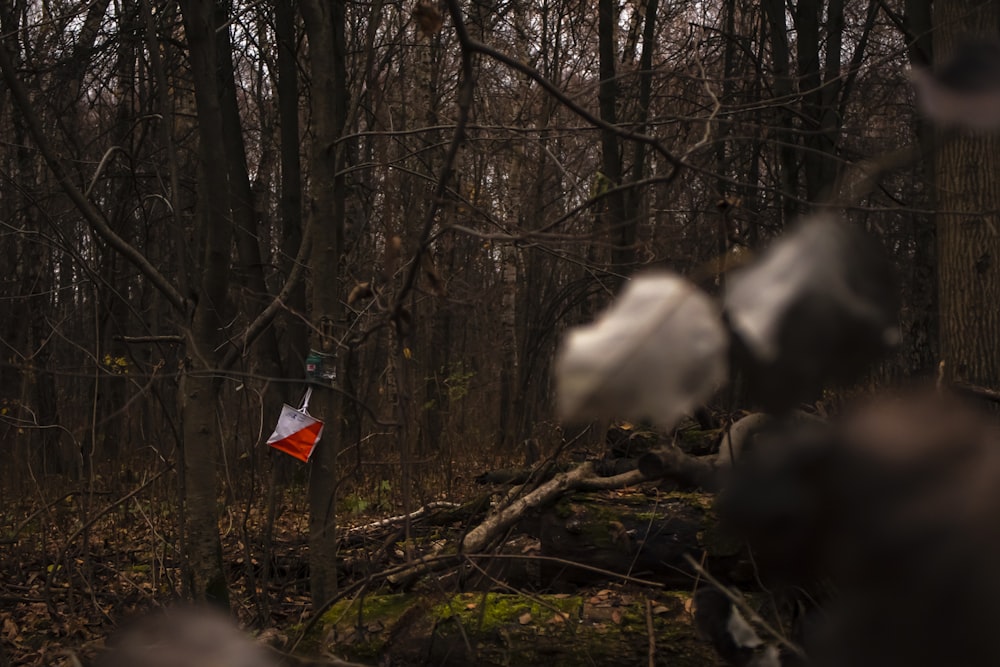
top-left (216, 12), bottom-right (286, 419)
top-left (275, 0), bottom-right (308, 384)
top-left (598, 0), bottom-right (630, 284)
top-left (795, 0), bottom-right (825, 202)
top-left (177, 0), bottom-right (236, 607)
top-left (935, 1), bottom-right (1000, 388)
top-left (762, 0), bottom-right (799, 223)
top-left (300, 0), bottom-right (348, 607)
top-left (628, 0), bottom-right (658, 253)
top-left (498, 241), bottom-right (519, 451)
top-left (904, 0), bottom-right (938, 376)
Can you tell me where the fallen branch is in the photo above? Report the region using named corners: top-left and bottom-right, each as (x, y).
top-left (638, 445), bottom-right (721, 491)
top-left (952, 380), bottom-right (1000, 404)
top-left (386, 462), bottom-right (646, 587)
top-left (342, 501), bottom-right (461, 544)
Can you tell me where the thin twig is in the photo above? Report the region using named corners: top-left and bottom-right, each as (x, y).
top-left (684, 553), bottom-right (806, 659)
top-left (392, 0), bottom-right (477, 316)
top-left (646, 597), bottom-right (656, 667)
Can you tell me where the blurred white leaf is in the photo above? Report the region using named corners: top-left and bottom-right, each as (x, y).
top-left (556, 273), bottom-right (727, 430)
top-left (724, 217), bottom-right (898, 412)
top-left (910, 38), bottom-right (1000, 130)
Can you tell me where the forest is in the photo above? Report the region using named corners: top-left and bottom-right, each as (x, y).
top-left (1, 0), bottom-right (999, 665)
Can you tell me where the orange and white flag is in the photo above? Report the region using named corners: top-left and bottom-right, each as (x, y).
top-left (267, 387), bottom-right (323, 462)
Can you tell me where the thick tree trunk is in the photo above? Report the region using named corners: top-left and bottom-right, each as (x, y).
top-left (935, 1), bottom-right (1000, 388)
top-left (177, 0), bottom-right (236, 607)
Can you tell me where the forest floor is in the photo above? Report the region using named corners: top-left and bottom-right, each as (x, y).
top-left (0, 426), bottom-right (734, 666)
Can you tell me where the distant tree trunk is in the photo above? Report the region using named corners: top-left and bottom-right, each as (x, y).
top-left (627, 0), bottom-right (657, 250)
top-left (497, 5), bottom-right (529, 454)
top-left (795, 0), bottom-right (827, 202)
top-left (416, 28), bottom-right (449, 460)
top-left (275, 0), bottom-right (307, 384)
top-left (215, 13), bottom-right (285, 419)
top-left (904, 0), bottom-right (938, 376)
top-left (422, 272), bottom-right (452, 456)
top-left (0, 6), bottom-right (70, 477)
top-left (762, 0), bottom-right (798, 224)
top-left (598, 0), bottom-right (630, 284)
top-left (498, 240), bottom-right (519, 451)
top-left (23, 243), bottom-right (65, 474)
top-left (935, 1), bottom-right (1000, 388)
top-left (820, 0), bottom-right (845, 191)
top-left (300, 0), bottom-right (348, 607)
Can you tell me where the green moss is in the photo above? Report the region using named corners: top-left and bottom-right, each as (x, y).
top-left (676, 426), bottom-right (721, 447)
top-left (553, 497), bottom-right (576, 518)
top-left (299, 591), bottom-right (719, 666)
top-left (434, 591), bottom-right (714, 665)
top-left (616, 492), bottom-right (655, 507)
top-left (550, 490), bottom-right (719, 554)
top-left (433, 592), bottom-right (581, 630)
top-left (322, 593), bottom-right (415, 627)
top-left (315, 594), bottom-right (419, 659)
top-left (661, 491), bottom-right (715, 511)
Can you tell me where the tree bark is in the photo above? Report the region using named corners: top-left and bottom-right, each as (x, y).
top-left (300, 0), bottom-right (348, 607)
top-left (215, 12), bottom-right (286, 416)
top-left (935, 1), bottom-right (1000, 388)
top-left (598, 0), bottom-right (630, 284)
top-left (275, 0), bottom-right (308, 384)
top-left (177, 0), bottom-right (236, 607)
top-left (904, 0), bottom-right (938, 376)
top-left (628, 0), bottom-right (658, 251)
top-left (762, 0), bottom-right (799, 223)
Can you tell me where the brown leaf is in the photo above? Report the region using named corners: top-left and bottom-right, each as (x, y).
top-left (518, 612), bottom-right (532, 625)
top-left (384, 235), bottom-right (402, 283)
top-left (422, 254), bottom-right (447, 296)
top-left (716, 195), bottom-right (741, 211)
top-left (347, 282), bottom-right (374, 306)
top-left (1, 615), bottom-right (17, 640)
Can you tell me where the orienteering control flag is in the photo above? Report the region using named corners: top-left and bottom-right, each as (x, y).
top-left (267, 387), bottom-right (323, 462)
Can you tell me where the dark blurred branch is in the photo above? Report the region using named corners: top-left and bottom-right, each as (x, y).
top-left (638, 446), bottom-right (721, 491)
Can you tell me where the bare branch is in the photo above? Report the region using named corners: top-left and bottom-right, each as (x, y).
top-left (219, 220), bottom-right (313, 370)
top-left (0, 41), bottom-right (188, 314)
top-left (391, 0), bottom-right (477, 317)
top-left (117, 335), bottom-right (184, 344)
